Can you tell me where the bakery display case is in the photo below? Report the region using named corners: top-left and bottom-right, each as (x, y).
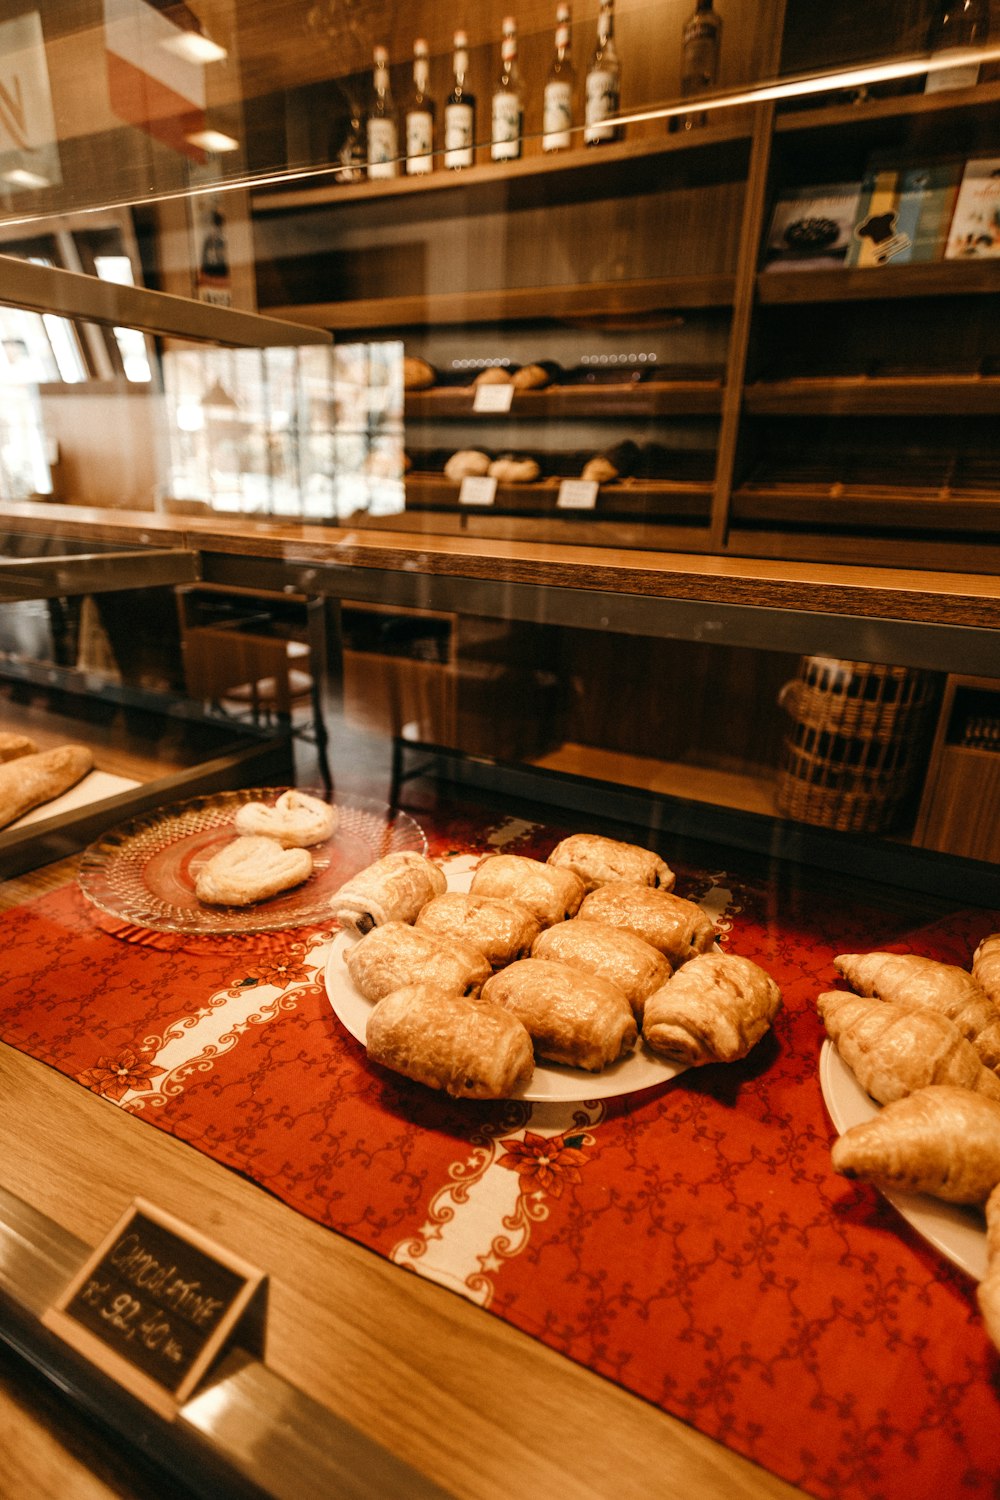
top-left (1, 3), bottom-right (1000, 1500)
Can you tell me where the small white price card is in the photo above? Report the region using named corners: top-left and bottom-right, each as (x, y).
top-left (459, 475), bottom-right (498, 507)
top-left (557, 479), bottom-right (600, 510)
top-left (472, 382), bottom-right (515, 413)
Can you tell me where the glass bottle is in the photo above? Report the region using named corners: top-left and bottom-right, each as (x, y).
top-left (925, 0), bottom-right (991, 93)
top-left (444, 30), bottom-right (476, 169)
top-left (584, 0), bottom-right (621, 146)
top-left (366, 44), bottom-right (398, 179)
top-left (680, 0), bottom-right (721, 128)
top-left (491, 16), bottom-right (523, 162)
top-left (543, 4), bottom-right (575, 152)
top-left (405, 38), bottom-right (435, 174)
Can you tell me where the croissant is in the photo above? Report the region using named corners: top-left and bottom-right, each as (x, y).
top-left (531, 918), bottom-right (671, 1021)
top-left (643, 951), bottom-right (782, 1065)
top-left (831, 1085), bottom-right (1000, 1204)
top-left (194, 836), bottom-right (313, 906)
top-left (345, 920), bottom-right (491, 1003)
top-left (977, 1182), bottom-right (1000, 1352)
top-left (331, 852), bottom-right (446, 936)
top-left (546, 833), bottom-right (674, 894)
top-left (576, 883), bottom-right (714, 968)
top-left (481, 957), bottom-right (636, 1072)
top-left (415, 893), bottom-right (540, 968)
top-left (365, 984), bottom-right (534, 1099)
top-left (834, 951), bottom-right (1000, 1072)
top-left (973, 934), bottom-right (1000, 1009)
top-left (470, 854), bottom-right (584, 929)
top-left (817, 991), bottom-right (1000, 1105)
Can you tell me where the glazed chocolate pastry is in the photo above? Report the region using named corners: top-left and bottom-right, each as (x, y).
top-left (345, 920), bottom-right (491, 1002)
top-left (416, 892), bottom-right (541, 969)
top-left (365, 984), bottom-right (534, 1099)
top-left (547, 833), bottom-right (674, 893)
top-left (642, 951), bottom-right (782, 1064)
top-left (332, 851), bottom-right (447, 936)
top-left (481, 957), bottom-right (637, 1071)
top-left (470, 854), bottom-right (585, 929)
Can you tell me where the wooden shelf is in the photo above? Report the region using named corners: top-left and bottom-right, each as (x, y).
top-left (406, 378), bottom-right (725, 420)
top-left (529, 742), bottom-right (779, 818)
top-left (731, 485), bottom-right (1000, 533)
top-left (251, 122), bottom-right (753, 215)
top-left (773, 78), bottom-right (1000, 134)
top-left (743, 374), bottom-right (1000, 416)
top-left (264, 275), bottom-right (737, 332)
top-left (405, 472), bottom-right (714, 520)
top-left (756, 261), bottom-right (1000, 305)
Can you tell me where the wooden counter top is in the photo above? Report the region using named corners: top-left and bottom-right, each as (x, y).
top-left (3, 501), bottom-right (998, 632)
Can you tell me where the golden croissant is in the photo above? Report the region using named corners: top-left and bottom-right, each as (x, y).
top-left (977, 1182), bottom-right (1000, 1353)
top-left (831, 1085), bottom-right (1000, 1204)
top-left (974, 934), bottom-right (1000, 1010)
top-left (834, 951), bottom-right (1000, 1073)
top-left (642, 951), bottom-right (782, 1065)
top-left (817, 991), bottom-right (1000, 1106)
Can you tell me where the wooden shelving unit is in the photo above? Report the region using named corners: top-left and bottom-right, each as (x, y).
top-left (405, 378), bottom-right (725, 420)
top-left (404, 472), bottom-right (714, 520)
top-left (756, 261), bottom-right (1000, 305)
top-left (743, 374), bottom-right (1000, 416)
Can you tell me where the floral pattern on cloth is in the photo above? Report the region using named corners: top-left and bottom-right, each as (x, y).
top-left (0, 805), bottom-right (998, 1500)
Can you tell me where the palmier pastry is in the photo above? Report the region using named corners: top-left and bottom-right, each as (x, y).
top-left (481, 958), bottom-right (636, 1072)
top-left (0, 732), bottom-right (37, 763)
top-left (470, 854), bottom-right (584, 928)
top-left (642, 951), bottom-right (782, 1065)
top-left (834, 951), bottom-right (1000, 1072)
top-left (415, 893), bottom-right (540, 969)
top-left (577, 883), bottom-right (714, 968)
top-left (546, 833), bottom-right (674, 893)
top-left (365, 984), bottom-right (534, 1099)
top-left (531, 919), bottom-right (671, 1021)
top-left (0, 743), bottom-right (93, 830)
top-left (831, 1085), bottom-right (1000, 1204)
top-left (332, 851), bottom-right (446, 936)
top-left (816, 991), bottom-right (1000, 1105)
top-left (234, 789), bottom-right (338, 848)
top-left (974, 934), bottom-right (1000, 1009)
top-left (978, 1183), bottom-right (1000, 1352)
top-left (194, 835), bottom-right (313, 907)
top-left (444, 449), bottom-right (491, 481)
top-left (345, 920), bottom-right (490, 1003)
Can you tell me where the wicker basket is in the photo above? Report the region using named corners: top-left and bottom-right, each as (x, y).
top-left (775, 657), bottom-right (938, 834)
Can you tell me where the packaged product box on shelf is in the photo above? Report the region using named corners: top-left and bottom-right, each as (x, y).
top-left (762, 182), bottom-right (862, 270)
top-left (945, 157), bottom-right (1000, 259)
top-left (847, 157), bottom-right (963, 267)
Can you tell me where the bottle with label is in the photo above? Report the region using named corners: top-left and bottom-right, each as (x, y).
top-left (444, 30), bottom-right (476, 169)
top-left (491, 16), bottom-right (523, 161)
top-left (405, 38), bottom-right (435, 173)
top-left (680, 0), bottom-right (721, 128)
top-left (543, 4), bottom-right (575, 152)
top-left (585, 0), bottom-right (621, 145)
top-left (925, 0), bottom-right (990, 93)
top-left (366, 45), bottom-right (398, 179)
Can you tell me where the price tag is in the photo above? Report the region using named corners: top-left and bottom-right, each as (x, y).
top-left (472, 381), bottom-right (515, 413)
top-left (557, 479), bottom-right (600, 510)
top-left (43, 1199), bottom-right (265, 1419)
top-left (459, 475), bottom-right (498, 507)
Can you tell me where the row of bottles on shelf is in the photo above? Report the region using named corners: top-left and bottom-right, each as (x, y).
top-left (337, 0), bottom-right (722, 183)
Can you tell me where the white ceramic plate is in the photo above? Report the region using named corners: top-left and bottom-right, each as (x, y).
top-left (819, 1040), bottom-right (987, 1281)
top-left (325, 854), bottom-right (688, 1103)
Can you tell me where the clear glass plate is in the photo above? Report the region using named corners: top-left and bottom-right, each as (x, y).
top-left (77, 789), bottom-right (426, 936)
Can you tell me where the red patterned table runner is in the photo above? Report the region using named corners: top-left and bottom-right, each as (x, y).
top-left (1, 809), bottom-right (998, 1500)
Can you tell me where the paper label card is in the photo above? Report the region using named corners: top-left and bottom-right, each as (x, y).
top-left (459, 475), bottom-right (498, 507)
top-left (472, 381), bottom-right (514, 412)
top-left (557, 479), bottom-right (600, 510)
top-left (43, 1199), bottom-right (265, 1419)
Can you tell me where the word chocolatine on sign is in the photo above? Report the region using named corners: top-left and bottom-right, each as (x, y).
top-left (43, 1199), bottom-right (264, 1417)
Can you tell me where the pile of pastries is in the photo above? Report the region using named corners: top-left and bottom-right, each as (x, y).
top-left (816, 932), bottom-right (1000, 1351)
top-left (194, 791), bottom-right (337, 907)
top-left (0, 733), bottom-right (94, 830)
top-left (330, 834), bottom-right (782, 1101)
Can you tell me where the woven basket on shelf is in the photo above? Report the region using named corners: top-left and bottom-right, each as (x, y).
top-left (775, 657), bottom-right (938, 834)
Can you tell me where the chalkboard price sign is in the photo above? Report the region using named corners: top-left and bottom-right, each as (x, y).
top-left (43, 1199), bottom-right (265, 1418)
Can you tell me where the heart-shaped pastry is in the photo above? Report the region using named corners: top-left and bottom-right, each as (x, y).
top-left (233, 790), bottom-right (338, 848)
